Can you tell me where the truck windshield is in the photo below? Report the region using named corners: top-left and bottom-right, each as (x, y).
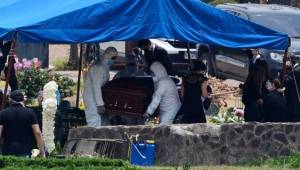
top-left (251, 13), bottom-right (300, 38)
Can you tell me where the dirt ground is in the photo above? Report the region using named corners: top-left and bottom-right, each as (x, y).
top-left (209, 77), bottom-right (243, 109)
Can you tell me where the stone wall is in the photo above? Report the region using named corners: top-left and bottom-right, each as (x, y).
top-left (65, 123), bottom-right (300, 165)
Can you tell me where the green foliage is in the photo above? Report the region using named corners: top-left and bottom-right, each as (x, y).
top-left (0, 156), bottom-right (140, 170)
top-left (17, 67), bottom-right (49, 98)
top-left (54, 74), bottom-right (76, 98)
top-left (17, 68), bottom-right (75, 99)
top-left (183, 162), bottom-right (191, 170)
top-left (249, 152), bottom-right (300, 168)
top-left (202, 0), bottom-right (238, 5)
top-left (53, 57), bottom-right (79, 71)
top-left (53, 58), bottom-right (69, 71)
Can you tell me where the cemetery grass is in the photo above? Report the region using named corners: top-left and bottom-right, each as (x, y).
top-left (146, 167), bottom-right (298, 170)
top-left (0, 156), bottom-right (138, 170)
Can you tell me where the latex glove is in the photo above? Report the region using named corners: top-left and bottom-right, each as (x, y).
top-left (97, 105), bottom-right (105, 115)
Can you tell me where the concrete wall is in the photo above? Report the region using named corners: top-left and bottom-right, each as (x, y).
top-left (65, 123), bottom-right (300, 165)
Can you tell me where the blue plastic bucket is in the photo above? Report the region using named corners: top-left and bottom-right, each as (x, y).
top-left (130, 140), bottom-right (155, 166)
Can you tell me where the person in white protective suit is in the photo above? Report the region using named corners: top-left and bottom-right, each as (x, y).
top-left (143, 62), bottom-right (181, 125)
top-left (83, 59), bottom-right (109, 127)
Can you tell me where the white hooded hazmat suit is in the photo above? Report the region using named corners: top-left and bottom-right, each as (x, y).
top-left (146, 62), bottom-right (181, 125)
top-left (83, 62), bottom-right (109, 127)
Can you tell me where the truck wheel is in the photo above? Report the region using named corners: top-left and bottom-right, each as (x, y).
top-left (199, 53), bottom-right (215, 76)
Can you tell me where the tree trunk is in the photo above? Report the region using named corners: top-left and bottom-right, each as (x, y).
top-left (69, 44), bottom-right (79, 70)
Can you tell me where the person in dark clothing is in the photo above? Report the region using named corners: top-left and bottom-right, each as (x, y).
top-left (247, 49), bottom-right (268, 78)
top-left (138, 39), bottom-right (174, 75)
top-left (242, 49), bottom-right (268, 97)
top-left (242, 64), bottom-right (266, 122)
top-left (263, 78), bottom-right (287, 122)
top-left (284, 59), bottom-right (300, 122)
top-left (0, 41), bottom-right (18, 91)
top-left (179, 60), bottom-right (211, 123)
top-left (246, 49), bottom-right (256, 73)
top-left (0, 90), bottom-right (45, 157)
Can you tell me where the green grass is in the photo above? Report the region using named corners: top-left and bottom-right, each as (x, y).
top-left (145, 152), bottom-right (300, 170)
top-left (2, 151), bottom-right (300, 170)
top-left (53, 58), bottom-right (69, 71)
top-left (0, 156), bottom-right (139, 170)
top-left (145, 166), bottom-right (298, 170)
top-left (249, 152), bottom-right (300, 169)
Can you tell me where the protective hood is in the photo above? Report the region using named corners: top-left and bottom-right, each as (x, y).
top-left (150, 62), bottom-right (168, 82)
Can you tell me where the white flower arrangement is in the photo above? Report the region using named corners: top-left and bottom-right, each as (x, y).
top-left (42, 80), bottom-right (58, 153)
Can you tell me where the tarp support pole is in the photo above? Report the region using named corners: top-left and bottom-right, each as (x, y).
top-left (186, 42), bottom-right (192, 65)
top-left (280, 38), bottom-right (291, 85)
top-left (1, 35), bottom-right (17, 110)
top-left (76, 44), bottom-right (83, 108)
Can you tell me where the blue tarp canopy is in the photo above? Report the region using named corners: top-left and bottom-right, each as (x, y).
top-left (0, 0), bottom-right (289, 50)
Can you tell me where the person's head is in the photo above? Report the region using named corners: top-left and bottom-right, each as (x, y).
top-left (138, 39), bottom-right (153, 51)
top-left (58, 100), bottom-right (71, 109)
top-left (103, 47), bottom-right (118, 67)
top-left (126, 55), bottom-right (138, 65)
top-left (125, 55), bottom-right (138, 73)
top-left (9, 90), bottom-right (25, 106)
top-left (150, 62), bottom-right (168, 83)
top-left (266, 78), bottom-right (281, 92)
top-left (103, 47), bottom-right (118, 59)
top-left (251, 49), bottom-right (260, 56)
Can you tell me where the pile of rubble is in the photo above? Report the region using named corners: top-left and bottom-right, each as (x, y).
top-left (208, 77), bottom-right (243, 108)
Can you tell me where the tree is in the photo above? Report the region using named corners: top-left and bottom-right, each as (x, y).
top-left (68, 44), bottom-right (79, 70)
